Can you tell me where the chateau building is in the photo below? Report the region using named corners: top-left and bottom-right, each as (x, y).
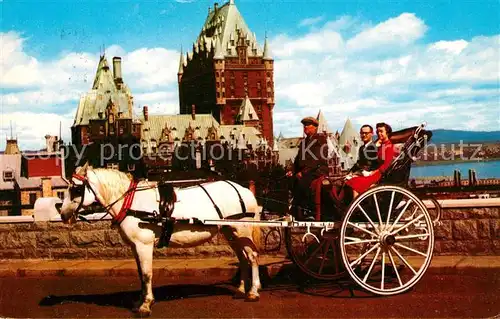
top-left (71, 55), bottom-right (142, 147)
top-left (177, 0), bottom-right (275, 146)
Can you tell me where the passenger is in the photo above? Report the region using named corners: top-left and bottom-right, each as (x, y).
top-left (333, 122), bottom-right (395, 204)
top-left (346, 122), bottom-right (395, 199)
top-left (286, 116), bottom-right (329, 220)
top-left (348, 124), bottom-right (378, 176)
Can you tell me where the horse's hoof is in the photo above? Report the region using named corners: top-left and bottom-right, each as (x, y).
top-left (138, 306), bottom-right (151, 317)
top-left (233, 291), bottom-right (246, 299)
top-left (245, 294), bottom-right (260, 302)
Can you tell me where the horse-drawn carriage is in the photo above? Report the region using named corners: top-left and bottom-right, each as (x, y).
top-left (58, 122), bottom-right (440, 316)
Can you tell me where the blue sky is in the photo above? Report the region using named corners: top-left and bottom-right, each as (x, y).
top-left (1, 0), bottom-right (499, 150)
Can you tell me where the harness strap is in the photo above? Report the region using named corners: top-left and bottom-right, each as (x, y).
top-left (198, 184), bottom-right (224, 219)
top-left (113, 180), bottom-right (138, 225)
top-left (223, 181), bottom-right (246, 215)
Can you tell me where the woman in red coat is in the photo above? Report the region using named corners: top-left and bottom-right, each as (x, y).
top-left (345, 122), bottom-right (395, 199)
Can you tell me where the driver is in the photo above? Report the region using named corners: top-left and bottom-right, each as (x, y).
top-left (286, 117), bottom-right (329, 220)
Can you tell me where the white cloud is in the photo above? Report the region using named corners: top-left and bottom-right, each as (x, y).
top-left (347, 13), bottom-right (427, 52)
top-left (0, 31), bottom-right (181, 150)
top-left (0, 112), bottom-right (73, 151)
top-left (269, 14), bottom-right (499, 137)
top-left (299, 16), bottom-right (324, 27)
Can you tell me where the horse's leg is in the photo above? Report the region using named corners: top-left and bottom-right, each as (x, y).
top-left (221, 226), bottom-right (248, 298)
top-left (243, 242), bottom-right (261, 302)
top-left (135, 241), bottom-right (155, 316)
top-left (131, 246), bottom-right (145, 311)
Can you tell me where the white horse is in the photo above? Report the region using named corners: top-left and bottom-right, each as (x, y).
top-left (58, 164), bottom-right (262, 316)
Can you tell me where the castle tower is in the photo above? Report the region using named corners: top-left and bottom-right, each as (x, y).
top-left (178, 0), bottom-right (275, 145)
top-left (71, 54), bottom-right (141, 146)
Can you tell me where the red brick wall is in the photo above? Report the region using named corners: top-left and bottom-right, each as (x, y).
top-left (27, 157), bottom-right (62, 177)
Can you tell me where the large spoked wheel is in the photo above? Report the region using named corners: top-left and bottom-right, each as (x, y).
top-left (340, 185), bottom-right (434, 295)
top-left (285, 225), bottom-right (346, 280)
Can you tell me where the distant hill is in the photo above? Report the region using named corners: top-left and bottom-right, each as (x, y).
top-left (430, 129), bottom-right (500, 144)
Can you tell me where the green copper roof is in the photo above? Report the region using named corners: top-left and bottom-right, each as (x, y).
top-left (73, 55), bottom-right (134, 126)
top-left (196, 1), bottom-right (266, 59)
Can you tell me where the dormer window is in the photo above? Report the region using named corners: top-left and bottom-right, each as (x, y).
top-left (3, 170), bottom-right (14, 181)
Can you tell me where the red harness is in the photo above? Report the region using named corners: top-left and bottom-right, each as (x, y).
top-left (72, 173), bottom-right (138, 225)
top-left (114, 180), bottom-right (138, 224)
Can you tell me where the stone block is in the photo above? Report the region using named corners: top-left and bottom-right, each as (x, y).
top-left (477, 220), bottom-right (491, 239)
top-left (37, 232), bottom-right (70, 248)
top-left (454, 240), bottom-right (493, 255)
top-left (434, 220), bottom-right (452, 240)
top-left (490, 220), bottom-right (500, 239)
top-left (469, 208), bottom-right (500, 219)
top-left (87, 248), bottom-right (131, 259)
top-left (154, 247), bottom-right (196, 258)
top-left (49, 222), bottom-right (72, 231)
top-left (434, 240), bottom-right (456, 255)
top-left (0, 232), bottom-right (36, 249)
top-left (70, 231), bottom-right (106, 247)
top-left (0, 249), bottom-right (24, 259)
top-left (194, 245), bottom-right (235, 257)
top-left (72, 221), bottom-right (110, 231)
top-left (0, 224), bottom-right (11, 232)
top-left (443, 209), bottom-right (469, 220)
top-left (452, 220), bottom-right (478, 240)
top-left (23, 248), bottom-right (51, 259)
top-left (105, 230), bottom-right (125, 247)
top-left (11, 222), bottom-right (49, 232)
top-left (51, 248), bottom-right (86, 259)
top-left (492, 240), bottom-right (500, 254)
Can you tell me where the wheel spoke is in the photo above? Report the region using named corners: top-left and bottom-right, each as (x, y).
top-left (318, 240), bottom-right (330, 275)
top-left (391, 213), bottom-right (425, 235)
top-left (381, 252), bottom-right (386, 290)
top-left (390, 246), bottom-right (417, 275)
top-left (389, 199), bottom-right (413, 231)
top-left (347, 222), bottom-right (378, 237)
top-left (363, 246), bottom-right (381, 283)
top-left (394, 243), bottom-right (428, 257)
top-left (388, 250), bottom-right (403, 287)
top-left (350, 243), bottom-right (380, 268)
top-left (386, 191), bottom-right (395, 227)
top-left (373, 193), bottom-right (383, 226)
top-left (395, 233), bottom-right (430, 240)
top-left (304, 239), bottom-right (325, 265)
top-left (357, 204), bottom-right (379, 234)
top-left (344, 238), bottom-right (378, 245)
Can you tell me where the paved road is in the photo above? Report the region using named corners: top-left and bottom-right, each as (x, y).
top-left (0, 270), bottom-right (498, 318)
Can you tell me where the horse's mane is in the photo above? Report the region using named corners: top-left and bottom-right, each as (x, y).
top-left (91, 168), bottom-right (132, 204)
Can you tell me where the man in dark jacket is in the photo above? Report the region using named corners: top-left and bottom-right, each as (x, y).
top-left (287, 117), bottom-right (329, 220)
top-left (348, 124), bottom-right (378, 175)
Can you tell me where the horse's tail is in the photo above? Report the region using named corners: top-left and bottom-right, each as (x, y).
top-left (246, 188), bottom-right (262, 253)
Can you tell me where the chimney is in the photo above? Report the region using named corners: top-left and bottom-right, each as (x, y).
top-left (143, 106), bottom-right (149, 121)
top-left (112, 57), bottom-right (122, 82)
top-left (191, 104), bottom-right (196, 120)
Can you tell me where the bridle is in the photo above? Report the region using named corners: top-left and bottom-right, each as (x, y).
top-left (67, 171), bottom-right (146, 224)
top-left (68, 173), bottom-right (106, 222)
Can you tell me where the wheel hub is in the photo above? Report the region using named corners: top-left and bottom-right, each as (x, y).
top-left (380, 232), bottom-right (396, 247)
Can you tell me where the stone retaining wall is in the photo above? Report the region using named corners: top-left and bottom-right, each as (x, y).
top-left (0, 207), bottom-right (498, 259)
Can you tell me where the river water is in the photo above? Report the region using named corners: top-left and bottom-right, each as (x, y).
top-left (410, 160), bottom-right (500, 179)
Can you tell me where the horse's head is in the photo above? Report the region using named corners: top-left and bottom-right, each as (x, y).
top-left (57, 163), bottom-right (98, 224)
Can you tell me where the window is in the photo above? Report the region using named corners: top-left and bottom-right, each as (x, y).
top-left (127, 164), bottom-right (136, 172)
top-left (57, 191), bottom-right (65, 200)
top-left (29, 193), bottom-right (37, 205)
top-left (99, 125), bottom-right (105, 135)
top-left (257, 81), bottom-right (261, 89)
top-left (106, 163), bottom-right (119, 170)
top-left (3, 171), bottom-right (13, 181)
